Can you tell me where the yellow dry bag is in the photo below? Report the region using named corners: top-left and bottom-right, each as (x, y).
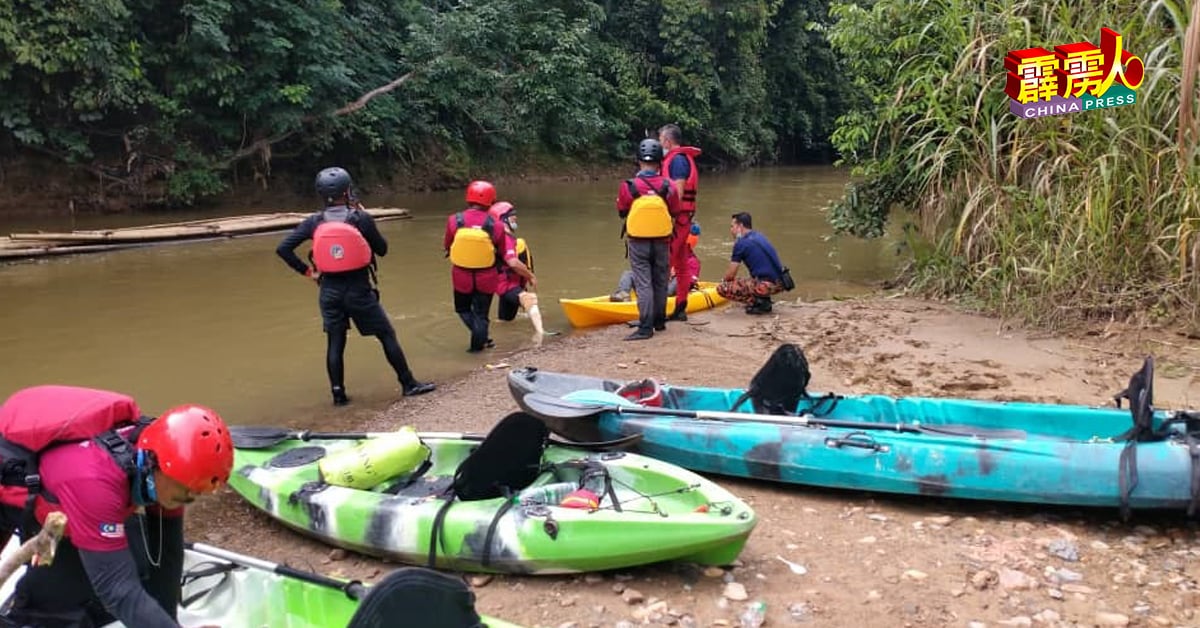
top-left (318, 426), bottom-right (427, 490)
top-left (623, 180), bottom-right (673, 238)
top-left (448, 213), bottom-right (499, 269)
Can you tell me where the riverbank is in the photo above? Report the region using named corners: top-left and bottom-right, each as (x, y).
top-left (186, 293), bottom-right (1200, 628)
top-left (0, 151), bottom-right (640, 215)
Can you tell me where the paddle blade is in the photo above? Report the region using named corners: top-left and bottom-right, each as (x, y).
top-left (229, 426), bottom-right (296, 450)
top-left (520, 392), bottom-right (602, 419)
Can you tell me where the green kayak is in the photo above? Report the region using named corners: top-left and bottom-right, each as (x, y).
top-left (0, 539), bottom-right (521, 627)
top-left (228, 413), bottom-right (757, 574)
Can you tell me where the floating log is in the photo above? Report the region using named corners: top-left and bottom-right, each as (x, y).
top-left (0, 208), bottom-right (411, 260)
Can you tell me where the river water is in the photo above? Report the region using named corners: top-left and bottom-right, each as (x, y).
top-left (0, 166), bottom-right (903, 425)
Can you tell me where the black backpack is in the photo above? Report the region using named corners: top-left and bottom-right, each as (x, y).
top-left (730, 344), bottom-right (813, 415)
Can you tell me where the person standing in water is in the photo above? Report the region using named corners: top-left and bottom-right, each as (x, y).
top-left (276, 167), bottom-right (436, 405)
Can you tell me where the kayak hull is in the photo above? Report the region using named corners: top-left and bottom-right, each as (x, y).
top-left (559, 281), bottom-right (727, 328)
top-left (229, 432), bottom-right (756, 574)
top-left (0, 541), bottom-right (522, 628)
top-left (507, 367), bottom-right (1200, 511)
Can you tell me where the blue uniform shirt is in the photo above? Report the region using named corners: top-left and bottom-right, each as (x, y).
top-left (731, 230), bottom-right (782, 281)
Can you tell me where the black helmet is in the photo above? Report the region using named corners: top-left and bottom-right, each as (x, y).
top-left (315, 167), bottom-right (353, 201)
top-left (637, 139), bottom-right (664, 163)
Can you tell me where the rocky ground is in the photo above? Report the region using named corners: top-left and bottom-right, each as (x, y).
top-left (187, 294), bottom-right (1200, 628)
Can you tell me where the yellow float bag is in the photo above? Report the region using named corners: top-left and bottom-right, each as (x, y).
top-left (623, 180), bottom-right (673, 238)
top-left (318, 427), bottom-right (427, 490)
top-left (449, 213), bottom-right (499, 269)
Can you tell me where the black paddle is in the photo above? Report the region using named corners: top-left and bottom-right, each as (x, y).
top-left (521, 392), bottom-right (1029, 440)
top-left (229, 425), bottom-right (643, 451)
top-left (187, 542), bottom-right (366, 599)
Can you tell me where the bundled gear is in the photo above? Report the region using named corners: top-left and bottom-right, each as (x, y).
top-left (311, 208), bottom-right (374, 274)
top-left (448, 213), bottom-right (500, 270)
top-left (0, 386), bottom-right (146, 526)
top-left (623, 179), bottom-right (673, 239)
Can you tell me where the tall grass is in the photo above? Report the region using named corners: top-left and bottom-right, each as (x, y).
top-left (828, 0), bottom-right (1200, 327)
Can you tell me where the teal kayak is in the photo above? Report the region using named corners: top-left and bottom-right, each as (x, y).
top-left (228, 417), bottom-right (756, 574)
top-left (0, 539), bottom-right (522, 627)
top-left (507, 363), bottom-right (1200, 513)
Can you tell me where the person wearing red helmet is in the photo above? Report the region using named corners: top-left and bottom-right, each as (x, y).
top-left (444, 180), bottom-right (506, 352)
top-left (0, 386), bottom-right (233, 627)
top-left (488, 201), bottom-right (544, 342)
top-left (277, 166), bottom-right (436, 405)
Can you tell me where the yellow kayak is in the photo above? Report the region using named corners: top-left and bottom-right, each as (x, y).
top-left (559, 281), bottom-right (728, 328)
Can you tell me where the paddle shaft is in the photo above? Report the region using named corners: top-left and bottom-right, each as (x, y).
top-left (606, 402), bottom-right (923, 433)
top-left (187, 542), bottom-right (366, 598)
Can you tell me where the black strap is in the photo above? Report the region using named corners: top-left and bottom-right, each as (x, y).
top-left (427, 496), bottom-right (456, 568)
top-left (1188, 433), bottom-right (1200, 518)
top-left (480, 492), bottom-right (516, 568)
top-left (180, 561), bottom-right (240, 608)
top-left (383, 454), bottom-right (434, 495)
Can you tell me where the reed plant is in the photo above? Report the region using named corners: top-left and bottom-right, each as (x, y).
top-left (827, 0), bottom-right (1200, 326)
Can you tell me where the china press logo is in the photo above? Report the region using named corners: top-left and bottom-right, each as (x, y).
top-left (1005, 27), bottom-right (1144, 119)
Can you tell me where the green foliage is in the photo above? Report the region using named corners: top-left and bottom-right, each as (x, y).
top-left (2, 0), bottom-right (853, 203)
top-left (825, 0), bottom-right (1200, 325)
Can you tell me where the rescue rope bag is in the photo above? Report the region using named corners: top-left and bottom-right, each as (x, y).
top-left (623, 180), bottom-right (673, 239)
top-left (449, 213), bottom-right (500, 269)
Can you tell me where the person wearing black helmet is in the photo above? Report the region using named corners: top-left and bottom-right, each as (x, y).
top-left (276, 167), bottom-right (435, 405)
top-left (615, 138), bottom-right (681, 340)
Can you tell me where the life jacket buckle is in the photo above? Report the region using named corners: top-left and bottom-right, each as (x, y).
top-left (24, 473), bottom-right (41, 490)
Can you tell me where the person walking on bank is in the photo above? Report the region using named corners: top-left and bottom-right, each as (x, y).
top-left (277, 167), bottom-right (436, 405)
top-left (717, 212), bottom-right (786, 314)
top-left (445, 180), bottom-right (507, 352)
top-left (616, 138), bottom-right (681, 340)
top-left (659, 124), bottom-right (701, 321)
top-left (0, 385), bottom-right (233, 628)
top-left (489, 201), bottom-right (546, 343)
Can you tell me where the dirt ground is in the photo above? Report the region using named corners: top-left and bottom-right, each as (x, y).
top-left (187, 294), bottom-right (1200, 628)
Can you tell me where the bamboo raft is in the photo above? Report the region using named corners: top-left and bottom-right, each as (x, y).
top-left (0, 208), bottom-right (411, 260)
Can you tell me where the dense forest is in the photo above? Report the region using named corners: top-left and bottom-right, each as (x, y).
top-left (0, 0), bottom-right (849, 204)
top-left (3, 0), bottom-right (1199, 324)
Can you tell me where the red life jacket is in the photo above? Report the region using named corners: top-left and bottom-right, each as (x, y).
top-left (312, 209), bottom-right (373, 273)
top-left (662, 146), bottom-right (701, 212)
top-left (0, 386), bottom-right (144, 521)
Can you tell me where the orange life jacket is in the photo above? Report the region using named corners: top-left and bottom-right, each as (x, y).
top-left (662, 146), bottom-right (701, 212)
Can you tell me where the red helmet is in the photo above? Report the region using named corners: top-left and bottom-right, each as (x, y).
top-left (465, 181), bottom-right (496, 207)
top-left (138, 404), bottom-right (234, 494)
top-left (488, 201), bottom-right (516, 224)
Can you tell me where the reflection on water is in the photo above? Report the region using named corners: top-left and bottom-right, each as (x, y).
top-left (0, 166), bottom-right (903, 425)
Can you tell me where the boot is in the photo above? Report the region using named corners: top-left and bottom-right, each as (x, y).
top-left (745, 297), bottom-right (773, 315)
top-left (331, 386), bottom-right (351, 406)
top-left (667, 301), bottom-right (688, 322)
top-left (402, 380), bottom-right (437, 397)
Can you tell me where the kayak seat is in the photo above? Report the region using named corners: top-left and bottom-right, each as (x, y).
top-left (346, 567), bottom-right (485, 628)
top-left (730, 343), bottom-right (813, 415)
top-left (451, 411), bottom-right (549, 501)
top-left (428, 412), bottom-right (550, 569)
